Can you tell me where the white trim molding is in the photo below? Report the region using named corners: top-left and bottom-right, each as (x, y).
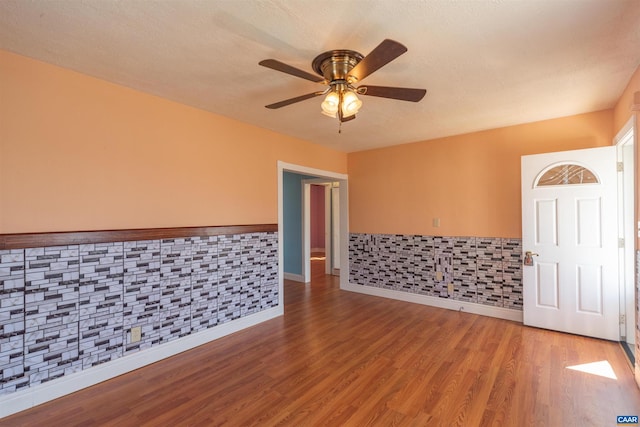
top-left (283, 272), bottom-right (306, 282)
top-left (343, 282), bottom-right (524, 323)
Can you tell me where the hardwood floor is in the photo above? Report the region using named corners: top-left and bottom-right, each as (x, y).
top-left (3, 259), bottom-right (639, 426)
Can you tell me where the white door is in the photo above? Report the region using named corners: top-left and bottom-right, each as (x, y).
top-left (521, 147), bottom-right (619, 341)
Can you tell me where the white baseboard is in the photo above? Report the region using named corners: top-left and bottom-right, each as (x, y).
top-left (342, 282), bottom-right (523, 323)
top-left (283, 272), bottom-right (306, 282)
top-left (0, 306), bottom-right (283, 419)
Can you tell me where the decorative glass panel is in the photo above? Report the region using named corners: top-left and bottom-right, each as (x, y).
top-left (535, 164), bottom-right (598, 187)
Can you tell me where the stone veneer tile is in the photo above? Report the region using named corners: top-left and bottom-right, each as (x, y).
top-left (218, 235), bottom-right (242, 324)
top-left (79, 243), bottom-right (124, 369)
top-left (435, 253), bottom-right (453, 298)
top-left (414, 266), bottom-right (436, 296)
top-left (349, 234), bottom-right (364, 286)
top-left (261, 232), bottom-right (279, 309)
top-left (476, 238), bottom-right (502, 261)
top-left (0, 334), bottom-right (27, 394)
top-left (241, 234), bottom-right (262, 316)
top-left (377, 234), bottom-right (396, 255)
top-left (24, 245), bottom-right (81, 386)
top-left (218, 234), bottom-right (242, 263)
top-left (433, 236), bottom-right (454, 255)
top-left (433, 236), bottom-right (454, 298)
top-left (348, 233), bottom-right (522, 311)
top-left (0, 230), bottom-right (281, 398)
top-left (159, 238), bottom-right (192, 343)
top-left (191, 236), bottom-right (218, 332)
top-left (414, 235), bottom-right (434, 260)
top-left (502, 261), bottom-right (523, 310)
top-left (218, 269), bottom-right (241, 324)
top-left (123, 240), bottom-right (161, 354)
top-left (414, 236), bottom-right (435, 296)
top-left (359, 234), bottom-right (380, 288)
top-left (477, 258), bottom-right (503, 307)
top-left (395, 235), bottom-right (415, 292)
top-left (502, 239), bottom-right (522, 264)
top-left (376, 234), bottom-right (397, 291)
top-left (453, 237), bottom-right (477, 303)
top-left (1, 250), bottom-right (28, 394)
top-left (396, 235), bottom-right (414, 256)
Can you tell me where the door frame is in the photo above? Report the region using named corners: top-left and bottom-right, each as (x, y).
top-left (615, 117), bottom-right (636, 344)
top-left (278, 161), bottom-right (349, 294)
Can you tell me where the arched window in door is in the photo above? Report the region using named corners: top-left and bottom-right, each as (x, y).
top-left (534, 163), bottom-right (599, 187)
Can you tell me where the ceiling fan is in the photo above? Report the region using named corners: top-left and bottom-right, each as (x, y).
top-left (259, 39), bottom-right (427, 126)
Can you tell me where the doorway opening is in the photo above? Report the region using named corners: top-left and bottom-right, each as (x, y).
top-left (278, 162), bottom-right (348, 303)
top-left (309, 183), bottom-right (328, 274)
top-left (303, 180), bottom-right (341, 283)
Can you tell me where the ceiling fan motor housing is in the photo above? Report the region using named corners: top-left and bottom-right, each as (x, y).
top-left (312, 49), bottom-right (364, 84)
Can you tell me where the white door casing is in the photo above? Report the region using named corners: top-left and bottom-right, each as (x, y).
top-left (521, 147), bottom-right (619, 341)
top-left (331, 185), bottom-right (340, 272)
top-left (615, 119), bottom-right (635, 345)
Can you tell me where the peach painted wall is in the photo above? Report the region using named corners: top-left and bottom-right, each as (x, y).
top-left (348, 110), bottom-right (613, 238)
top-left (612, 63), bottom-right (640, 250)
top-left (613, 64), bottom-right (640, 133)
top-left (0, 50), bottom-right (347, 234)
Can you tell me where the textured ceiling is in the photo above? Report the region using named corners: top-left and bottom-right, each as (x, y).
top-left (1, 0), bottom-right (639, 153)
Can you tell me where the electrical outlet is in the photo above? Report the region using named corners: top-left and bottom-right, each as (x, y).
top-left (436, 271), bottom-right (443, 281)
top-left (432, 218), bottom-right (441, 227)
top-left (447, 283), bottom-right (454, 294)
top-left (130, 326), bottom-right (142, 343)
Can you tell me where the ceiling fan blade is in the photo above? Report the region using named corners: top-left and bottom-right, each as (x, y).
top-left (259, 59), bottom-right (324, 83)
top-left (359, 85), bottom-right (427, 102)
top-left (348, 39), bottom-right (408, 83)
top-left (265, 91), bottom-right (324, 109)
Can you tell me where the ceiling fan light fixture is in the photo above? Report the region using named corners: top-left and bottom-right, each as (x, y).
top-left (321, 91), bottom-right (339, 117)
top-left (341, 90), bottom-right (362, 118)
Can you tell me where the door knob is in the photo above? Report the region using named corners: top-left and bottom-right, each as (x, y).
top-left (524, 251), bottom-right (538, 266)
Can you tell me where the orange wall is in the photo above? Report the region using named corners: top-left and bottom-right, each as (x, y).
top-left (348, 111), bottom-right (613, 238)
top-left (0, 50), bottom-right (347, 234)
top-left (612, 64), bottom-right (639, 249)
top-left (613, 64), bottom-right (640, 133)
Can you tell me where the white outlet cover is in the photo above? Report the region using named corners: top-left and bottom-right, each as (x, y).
top-left (130, 327), bottom-right (142, 343)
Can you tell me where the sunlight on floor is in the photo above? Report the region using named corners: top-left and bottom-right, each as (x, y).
top-left (310, 256), bottom-right (326, 261)
top-left (566, 360), bottom-right (617, 380)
